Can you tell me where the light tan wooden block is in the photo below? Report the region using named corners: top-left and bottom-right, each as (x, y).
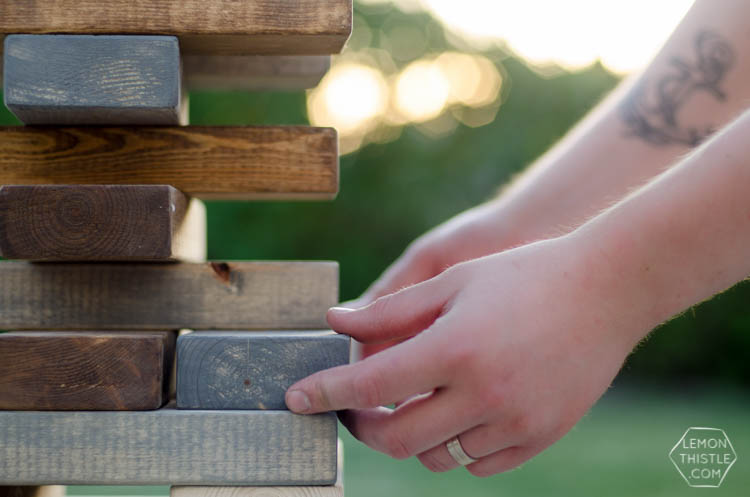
top-left (170, 480), bottom-right (342, 497)
top-left (0, 487), bottom-right (65, 497)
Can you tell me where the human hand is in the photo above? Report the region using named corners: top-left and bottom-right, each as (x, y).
top-left (285, 235), bottom-right (649, 476)
top-left (352, 200), bottom-right (526, 358)
top-left (354, 200), bottom-right (514, 307)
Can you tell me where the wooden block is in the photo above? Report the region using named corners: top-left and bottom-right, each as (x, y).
top-left (0, 126), bottom-right (339, 200)
top-left (0, 331), bottom-right (174, 410)
top-left (3, 35), bottom-right (186, 125)
top-left (0, 0), bottom-right (352, 56)
top-left (0, 261), bottom-right (338, 330)
top-left (177, 331), bottom-right (350, 410)
top-left (184, 55), bottom-right (330, 91)
top-left (0, 185), bottom-right (206, 261)
top-left (169, 477), bottom-right (342, 497)
top-left (0, 408), bottom-right (337, 485)
top-left (0, 487), bottom-right (65, 497)
top-left (1, 55), bottom-right (330, 92)
top-left (170, 440), bottom-right (344, 497)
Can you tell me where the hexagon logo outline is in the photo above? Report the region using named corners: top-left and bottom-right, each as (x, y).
top-left (669, 426), bottom-right (737, 488)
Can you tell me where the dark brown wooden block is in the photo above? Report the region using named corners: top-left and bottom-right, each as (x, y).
top-left (0, 261), bottom-right (338, 330)
top-left (0, 0), bottom-right (352, 55)
top-left (0, 126), bottom-right (339, 200)
top-left (177, 331), bottom-right (350, 410)
top-left (0, 185), bottom-right (206, 261)
top-left (0, 331), bottom-right (174, 410)
top-left (0, 408), bottom-right (337, 485)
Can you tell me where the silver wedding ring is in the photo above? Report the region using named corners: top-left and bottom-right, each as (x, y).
top-left (446, 435), bottom-right (478, 466)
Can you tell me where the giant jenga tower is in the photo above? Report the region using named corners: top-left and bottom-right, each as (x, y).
top-left (0, 2), bottom-right (352, 496)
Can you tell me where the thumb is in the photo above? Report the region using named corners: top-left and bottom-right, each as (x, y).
top-left (327, 272), bottom-right (458, 344)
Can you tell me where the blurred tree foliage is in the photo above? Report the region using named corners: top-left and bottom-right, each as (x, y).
top-left (1, 4), bottom-right (747, 386)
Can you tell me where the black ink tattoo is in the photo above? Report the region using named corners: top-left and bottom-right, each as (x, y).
top-left (620, 30), bottom-right (735, 146)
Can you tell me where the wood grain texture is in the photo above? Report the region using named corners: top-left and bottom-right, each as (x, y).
top-left (0, 408), bottom-right (338, 485)
top-left (0, 487), bottom-right (64, 497)
top-left (170, 442), bottom-right (343, 497)
top-left (1, 55), bottom-right (328, 92)
top-left (170, 479), bottom-right (342, 497)
top-left (177, 331), bottom-right (350, 410)
top-left (0, 261), bottom-right (338, 330)
top-left (0, 185), bottom-right (206, 261)
top-left (3, 35), bottom-right (185, 125)
top-left (184, 55), bottom-right (330, 91)
top-left (0, 126), bottom-right (339, 200)
top-left (0, 0), bottom-right (352, 55)
top-left (0, 331), bottom-right (174, 410)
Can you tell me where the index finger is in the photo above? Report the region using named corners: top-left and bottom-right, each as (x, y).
top-left (285, 327), bottom-right (451, 414)
top-left (358, 246), bottom-right (435, 305)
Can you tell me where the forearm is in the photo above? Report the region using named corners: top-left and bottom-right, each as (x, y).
top-left (495, 0), bottom-right (750, 246)
top-left (574, 107), bottom-right (750, 343)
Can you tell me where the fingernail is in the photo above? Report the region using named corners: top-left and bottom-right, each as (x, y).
top-left (329, 306), bottom-right (357, 313)
top-left (286, 390), bottom-right (311, 413)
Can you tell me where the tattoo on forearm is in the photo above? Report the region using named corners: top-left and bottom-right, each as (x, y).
top-left (620, 30), bottom-right (734, 146)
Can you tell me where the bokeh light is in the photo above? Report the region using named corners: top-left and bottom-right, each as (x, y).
top-left (308, 50), bottom-right (505, 153)
top-left (309, 0), bottom-right (693, 154)
top-left (307, 63), bottom-right (389, 153)
top-left (393, 59), bottom-right (450, 122)
top-left (435, 52), bottom-right (502, 108)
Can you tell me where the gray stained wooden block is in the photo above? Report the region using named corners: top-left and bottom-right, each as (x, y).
top-left (0, 185), bottom-right (206, 261)
top-left (170, 440), bottom-right (344, 497)
top-left (0, 408), bottom-right (337, 485)
top-left (171, 477), bottom-right (342, 497)
top-left (0, 261), bottom-right (337, 330)
top-left (1, 55), bottom-right (329, 92)
top-left (3, 35), bottom-right (186, 125)
top-left (177, 331), bottom-right (351, 410)
top-left (0, 331), bottom-right (175, 411)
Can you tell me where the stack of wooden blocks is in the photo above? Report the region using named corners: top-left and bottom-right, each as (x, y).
top-left (0, 2), bottom-right (352, 497)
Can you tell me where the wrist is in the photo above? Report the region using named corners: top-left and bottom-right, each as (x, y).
top-left (559, 222), bottom-right (675, 350)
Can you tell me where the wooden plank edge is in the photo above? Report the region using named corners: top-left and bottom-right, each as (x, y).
top-left (169, 439), bottom-right (344, 496)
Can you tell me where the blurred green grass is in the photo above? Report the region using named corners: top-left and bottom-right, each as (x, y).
top-left (66, 387), bottom-right (750, 497)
